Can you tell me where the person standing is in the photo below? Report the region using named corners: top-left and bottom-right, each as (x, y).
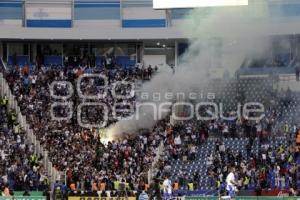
top-left (163, 176), bottom-right (172, 200)
top-left (149, 177), bottom-right (162, 200)
top-left (226, 167), bottom-right (238, 198)
top-left (138, 190), bottom-right (149, 200)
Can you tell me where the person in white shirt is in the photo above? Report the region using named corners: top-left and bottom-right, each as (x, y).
top-left (226, 167), bottom-right (238, 198)
top-left (163, 176), bottom-right (172, 200)
top-left (262, 153), bottom-right (267, 164)
top-left (219, 142), bottom-right (226, 153)
top-left (207, 154), bottom-right (213, 166)
top-left (174, 135), bottom-right (181, 147)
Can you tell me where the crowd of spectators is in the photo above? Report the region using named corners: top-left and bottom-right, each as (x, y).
top-left (1, 60), bottom-right (300, 198)
top-left (150, 86), bottom-right (300, 196)
top-left (0, 96), bottom-right (49, 193)
top-left (2, 62), bottom-right (160, 195)
top-left (205, 138), bottom-right (299, 195)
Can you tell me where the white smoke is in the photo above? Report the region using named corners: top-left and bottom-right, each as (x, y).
top-left (107, 0), bottom-right (284, 137)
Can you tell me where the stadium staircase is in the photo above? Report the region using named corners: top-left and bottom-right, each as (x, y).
top-left (0, 71), bottom-right (63, 187)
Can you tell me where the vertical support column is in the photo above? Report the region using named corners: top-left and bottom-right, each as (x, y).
top-left (119, 0), bottom-right (123, 27)
top-left (6, 43), bottom-right (9, 62)
top-left (136, 43), bottom-right (143, 64)
top-left (62, 42), bottom-right (64, 66)
top-left (0, 73), bottom-right (3, 93)
top-left (32, 43), bottom-right (37, 64)
top-left (165, 9), bottom-right (172, 27)
top-left (141, 42), bottom-right (144, 65)
top-left (28, 43), bottom-right (31, 63)
top-left (23, 0), bottom-right (27, 27)
top-left (88, 42), bottom-right (91, 55)
top-left (135, 43), bottom-right (138, 63)
top-left (295, 36), bottom-right (299, 59)
top-left (72, 0), bottom-right (75, 28)
top-left (0, 42), bottom-right (3, 60)
top-left (290, 36), bottom-right (293, 62)
top-left (175, 40), bottom-right (178, 67)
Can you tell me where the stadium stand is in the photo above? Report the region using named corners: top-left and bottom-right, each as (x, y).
top-left (0, 57), bottom-right (299, 198)
top-left (0, 96), bottom-right (49, 193)
top-left (1, 62), bottom-right (300, 197)
top-left (2, 0), bottom-right (300, 198)
top-left (156, 77), bottom-right (300, 196)
top-left (2, 63), bottom-right (158, 196)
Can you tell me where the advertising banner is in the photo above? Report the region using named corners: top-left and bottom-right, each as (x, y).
top-left (0, 196), bottom-right (46, 200)
top-left (68, 197), bottom-right (136, 200)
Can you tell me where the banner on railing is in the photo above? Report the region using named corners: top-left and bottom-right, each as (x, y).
top-left (0, 196), bottom-right (46, 200)
top-left (68, 197), bottom-right (136, 200)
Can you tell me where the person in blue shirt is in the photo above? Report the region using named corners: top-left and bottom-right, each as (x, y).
top-left (138, 190), bottom-right (149, 200)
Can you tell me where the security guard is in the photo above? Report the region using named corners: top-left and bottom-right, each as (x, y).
top-left (113, 180), bottom-right (120, 191)
top-left (243, 176), bottom-right (250, 189)
top-left (278, 145), bottom-right (284, 154)
top-left (11, 111), bottom-right (16, 123)
top-left (14, 123), bottom-right (20, 134)
top-left (43, 176), bottom-right (50, 188)
top-left (54, 186), bottom-right (62, 200)
top-left (0, 95), bottom-right (8, 109)
top-left (216, 180), bottom-right (221, 189)
top-left (149, 177), bottom-right (162, 200)
top-left (8, 110), bottom-right (16, 128)
top-left (30, 154), bottom-right (38, 167)
top-left (188, 182), bottom-right (194, 191)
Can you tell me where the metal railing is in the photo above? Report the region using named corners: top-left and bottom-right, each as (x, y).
top-left (0, 72), bottom-right (63, 186)
top-left (0, 58), bottom-right (7, 71)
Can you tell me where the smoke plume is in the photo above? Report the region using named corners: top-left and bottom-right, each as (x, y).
top-left (107, 0), bottom-right (284, 137)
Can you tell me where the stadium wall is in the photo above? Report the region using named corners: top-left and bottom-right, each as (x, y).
top-left (0, 0), bottom-right (23, 27)
top-left (2, 0), bottom-right (300, 39)
top-left (74, 0), bottom-right (120, 20)
top-left (74, 0), bottom-right (121, 28)
top-left (122, 0), bottom-right (166, 28)
top-left (25, 2), bottom-right (72, 28)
